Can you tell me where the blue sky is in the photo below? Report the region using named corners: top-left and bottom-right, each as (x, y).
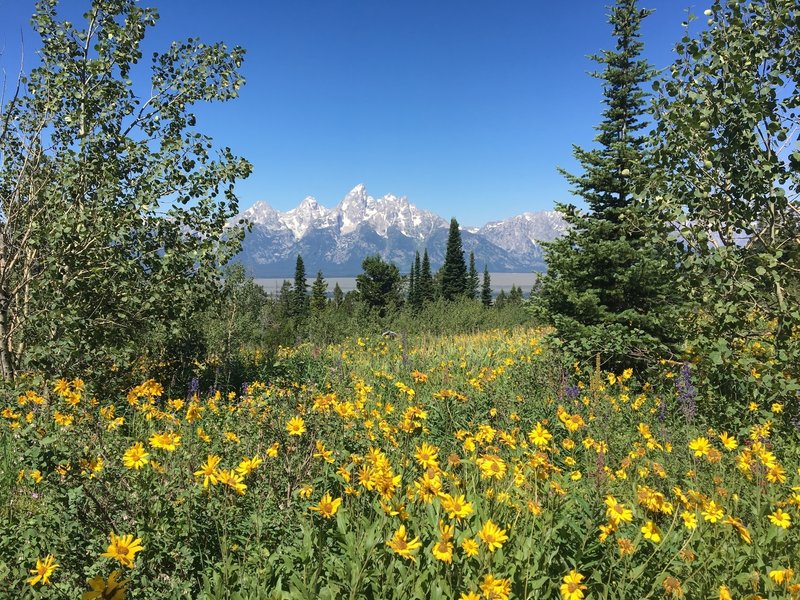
top-left (0, 0), bottom-right (700, 226)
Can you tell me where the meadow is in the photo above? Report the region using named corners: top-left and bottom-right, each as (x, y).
top-left (2, 328), bottom-right (798, 599)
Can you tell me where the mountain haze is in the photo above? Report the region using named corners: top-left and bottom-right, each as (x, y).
top-left (233, 185), bottom-right (566, 277)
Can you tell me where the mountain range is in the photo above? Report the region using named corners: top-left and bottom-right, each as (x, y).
top-left (232, 184), bottom-right (567, 277)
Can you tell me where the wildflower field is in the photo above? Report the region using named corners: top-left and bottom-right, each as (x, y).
top-left (2, 328), bottom-right (799, 599)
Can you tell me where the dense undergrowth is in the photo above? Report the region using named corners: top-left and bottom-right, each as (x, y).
top-left (2, 328), bottom-right (799, 599)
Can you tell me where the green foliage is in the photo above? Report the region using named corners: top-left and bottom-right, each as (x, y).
top-left (310, 272), bottom-right (328, 313)
top-left (439, 219), bottom-right (468, 301)
top-left (481, 266), bottom-right (492, 307)
top-left (0, 0), bottom-right (250, 383)
top-left (467, 252), bottom-right (479, 300)
top-left (355, 255), bottom-right (404, 317)
top-left (535, 0), bottom-right (683, 372)
top-left (649, 0), bottom-right (800, 416)
top-left (292, 256), bottom-right (309, 319)
top-left (418, 249), bottom-right (435, 305)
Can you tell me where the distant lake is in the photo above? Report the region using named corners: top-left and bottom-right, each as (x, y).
top-left (255, 272), bottom-right (540, 295)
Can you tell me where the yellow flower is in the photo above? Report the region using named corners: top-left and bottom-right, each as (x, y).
top-left (461, 537), bottom-right (479, 557)
top-left (122, 442), bottom-right (149, 470)
top-left (236, 455), bottom-right (263, 477)
top-left (27, 555), bottom-right (58, 585)
top-left (768, 567), bottom-right (794, 585)
top-left (641, 521), bottom-right (661, 543)
top-left (560, 570), bottom-right (587, 600)
top-left (768, 508), bottom-right (791, 529)
top-left (298, 484), bottom-right (313, 499)
top-left (718, 584), bottom-right (732, 600)
top-left (101, 533), bottom-right (144, 568)
top-left (702, 500), bottom-right (724, 523)
top-left (688, 437), bottom-right (711, 457)
top-left (149, 431), bottom-right (181, 451)
top-left (216, 469), bottom-right (247, 495)
top-left (313, 440), bottom-right (335, 463)
top-left (478, 519), bottom-right (509, 552)
top-left (718, 432), bottom-right (737, 450)
top-left (440, 493), bottom-right (473, 520)
top-left (309, 492), bottom-right (342, 518)
top-left (386, 524), bottom-right (421, 561)
top-left (480, 574), bottom-right (511, 600)
top-left (605, 496), bottom-right (633, 525)
top-left (193, 455), bottom-right (221, 488)
top-left (476, 454), bottom-right (507, 480)
top-left (286, 416), bottom-right (306, 436)
top-left (459, 593), bottom-right (480, 600)
top-left (82, 570), bottom-right (128, 600)
top-left (528, 422), bottom-right (553, 447)
top-left (266, 442), bottom-right (279, 457)
top-left (414, 442), bottom-right (439, 469)
top-left (681, 510), bottom-right (698, 531)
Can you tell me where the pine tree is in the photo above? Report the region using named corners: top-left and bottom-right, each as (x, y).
top-left (440, 218), bottom-right (468, 301)
top-left (332, 283), bottom-right (344, 307)
top-left (535, 0), bottom-right (681, 370)
top-left (407, 252), bottom-right (418, 307)
top-left (467, 252), bottom-right (479, 300)
top-left (508, 285), bottom-right (523, 305)
top-left (292, 255), bottom-right (309, 318)
top-left (481, 266), bottom-right (492, 307)
top-left (494, 289), bottom-right (507, 309)
top-left (310, 271), bottom-right (328, 312)
top-left (418, 249), bottom-right (435, 304)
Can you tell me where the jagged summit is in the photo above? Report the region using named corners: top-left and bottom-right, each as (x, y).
top-left (233, 185), bottom-right (566, 277)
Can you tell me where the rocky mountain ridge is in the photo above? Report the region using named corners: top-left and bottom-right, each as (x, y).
top-left (233, 184), bottom-right (567, 277)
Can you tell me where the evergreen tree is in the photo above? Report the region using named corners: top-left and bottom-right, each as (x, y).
top-left (412, 251), bottom-right (422, 307)
top-left (508, 285), bottom-right (523, 305)
top-left (277, 280), bottom-right (294, 317)
top-left (310, 271), bottom-right (328, 312)
top-left (407, 253), bottom-right (418, 307)
top-left (467, 252), bottom-right (479, 300)
top-left (332, 283), bottom-right (344, 307)
top-left (440, 218), bottom-right (468, 301)
top-left (292, 255), bottom-right (309, 318)
top-left (356, 255), bottom-right (403, 317)
top-left (495, 290), bottom-right (507, 309)
top-left (418, 249), bottom-right (435, 304)
top-left (481, 266), bottom-right (492, 307)
top-left (535, 0), bottom-right (681, 370)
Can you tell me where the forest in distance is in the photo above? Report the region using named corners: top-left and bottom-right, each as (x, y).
top-left (255, 272), bottom-right (539, 295)
top-left (1, 0), bottom-right (798, 598)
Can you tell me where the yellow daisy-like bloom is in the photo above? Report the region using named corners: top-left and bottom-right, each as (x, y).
top-left (718, 432), bottom-right (738, 450)
top-left (560, 570), bottom-right (587, 600)
top-left (476, 454), bottom-right (507, 480)
top-left (478, 519), bottom-right (509, 552)
top-left (480, 574), bottom-right (511, 600)
top-left (216, 469), bottom-right (247, 495)
top-left (718, 584), bottom-right (733, 600)
top-left (431, 520), bottom-right (454, 563)
top-left (528, 422), bottom-right (553, 447)
top-left (681, 510), bottom-right (698, 531)
top-left (688, 437), bottom-right (711, 457)
top-left (768, 508), bottom-right (791, 529)
top-left (386, 524), bottom-right (422, 561)
top-left (461, 537), bottom-right (479, 557)
top-left (440, 493), bottom-right (474, 520)
top-left (702, 500), bottom-right (724, 523)
top-left (459, 592), bottom-right (480, 600)
top-left (769, 567), bottom-right (794, 585)
top-left (604, 495), bottom-right (633, 525)
top-left (193, 454), bottom-right (221, 488)
top-left (286, 416), bottom-right (306, 436)
top-left (122, 442), bottom-right (149, 470)
top-left (101, 533), bottom-right (144, 568)
top-left (28, 554), bottom-right (58, 586)
top-left (309, 492), bottom-right (342, 518)
top-left (641, 521), bottom-right (661, 543)
top-left (414, 442), bottom-right (439, 469)
top-left (82, 570), bottom-right (128, 600)
top-left (149, 431), bottom-right (181, 451)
